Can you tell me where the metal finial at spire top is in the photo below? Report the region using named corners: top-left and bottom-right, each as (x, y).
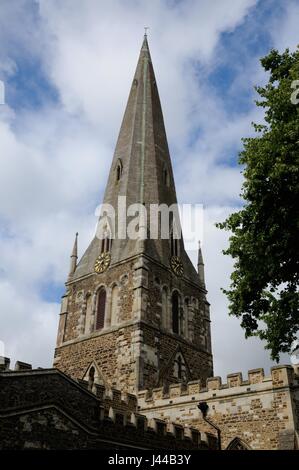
top-left (144, 26), bottom-right (149, 37)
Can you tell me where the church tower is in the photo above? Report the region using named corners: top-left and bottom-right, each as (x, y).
top-left (54, 36), bottom-right (213, 393)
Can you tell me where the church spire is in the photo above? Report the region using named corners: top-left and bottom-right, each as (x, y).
top-left (74, 36), bottom-right (199, 285)
top-left (104, 34), bottom-right (175, 202)
top-left (99, 35), bottom-right (179, 260)
top-left (68, 232), bottom-right (78, 279)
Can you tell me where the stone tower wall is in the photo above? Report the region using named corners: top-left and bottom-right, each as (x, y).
top-left (54, 254), bottom-right (213, 393)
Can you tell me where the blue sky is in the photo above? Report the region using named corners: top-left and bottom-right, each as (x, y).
top-left (0, 0), bottom-right (298, 377)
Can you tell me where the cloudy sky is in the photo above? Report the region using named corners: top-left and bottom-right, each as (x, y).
top-left (0, 0), bottom-right (298, 378)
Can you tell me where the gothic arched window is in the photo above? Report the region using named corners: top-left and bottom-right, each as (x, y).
top-left (182, 298), bottom-right (189, 338)
top-left (173, 353), bottom-right (187, 381)
top-left (110, 284), bottom-right (119, 326)
top-left (226, 437), bottom-right (251, 450)
top-left (96, 288), bottom-right (106, 330)
top-left (84, 293), bottom-right (93, 334)
top-left (172, 291), bottom-right (180, 334)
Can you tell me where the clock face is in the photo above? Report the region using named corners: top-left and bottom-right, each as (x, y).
top-left (170, 256), bottom-right (184, 277)
top-left (94, 252), bottom-right (111, 274)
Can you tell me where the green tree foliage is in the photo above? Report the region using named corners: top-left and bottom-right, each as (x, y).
top-left (217, 48), bottom-right (299, 361)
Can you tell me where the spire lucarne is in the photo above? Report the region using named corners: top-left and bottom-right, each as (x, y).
top-left (54, 37), bottom-right (213, 393)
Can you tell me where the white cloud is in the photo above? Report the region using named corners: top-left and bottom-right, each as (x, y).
top-left (270, 0), bottom-right (299, 52)
top-left (0, 0), bottom-right (295, 375)
top-left (0, 279), bottom-right (58, 366)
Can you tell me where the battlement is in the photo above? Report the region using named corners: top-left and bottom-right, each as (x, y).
top-left (138, 365), bottom-right (299, 405)
top-left (0, 363), bottom-right (215, 449)
top-left (76, 377), bottom-right (213, 446)
top-left (137, 365), bottom-right (299, 450)
top-left (0, 356), bottom-right (32, 371)
top-left (77, 378), bottom-right (138, 412)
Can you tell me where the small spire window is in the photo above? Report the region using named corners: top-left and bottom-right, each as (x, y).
top-left (101, 234), bottom-right (112, 253)
top-left (163, 165), bottom-right (169, 186)
top-left (116, 159), bottom-right (123, 182)
top-left (170, 229), bottom-right (179, 257)
top-left (101, 222), bottom-right (112, 253)
top-left (110, 284), bottom-right (119, 326)
top-left (170, 218), bottom-right (181, 257)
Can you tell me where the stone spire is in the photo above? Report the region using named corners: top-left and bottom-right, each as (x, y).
top-left (74, 36), bottom-right (199, 284)
top-left (197, 240), bottom-right (205, 286)
top-left (102, 34), bottom-right (178, 212)
top-left (68, 232), bottom-right (78, 279)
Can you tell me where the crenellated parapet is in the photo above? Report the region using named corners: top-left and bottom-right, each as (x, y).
top-left (137, 365), bottom-right (299, 450)
top-left (2, 358), bottom-right (298, 450)
top-left (78, 378), bottom-right (138, 413)
top-left (0, 357), bottom-right (32, 371)
top-left (138, 365), bottom-right (299, 406)
top-left (0, 362), bottom-right (216, 450)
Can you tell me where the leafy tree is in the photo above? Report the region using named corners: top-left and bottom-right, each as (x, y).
top-left (217, 47), bottom-right (299, 361)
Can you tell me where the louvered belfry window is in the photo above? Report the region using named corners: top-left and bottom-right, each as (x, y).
top-left (96, 289), bottom-right (106, 330)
